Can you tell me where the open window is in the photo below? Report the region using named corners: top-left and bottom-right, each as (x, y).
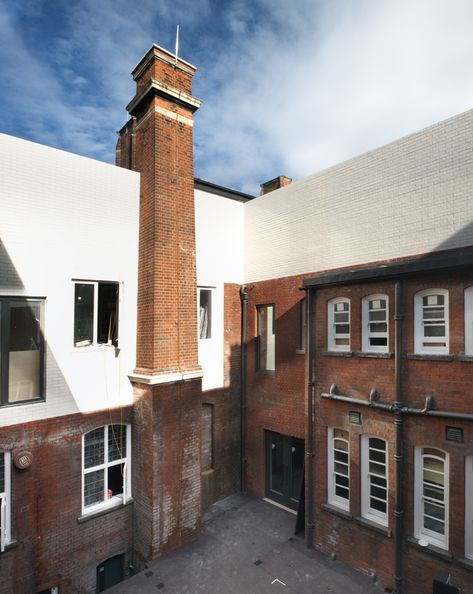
top-left (74, 281), bottom-right (119, 347)
top-left (198, 288), bottom-right (213, 340)
top-left (82, 424), bottom-right (131, 514)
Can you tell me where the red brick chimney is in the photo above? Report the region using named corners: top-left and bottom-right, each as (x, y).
top-left (259, 175), bottom-right (292, 196)
top-left (117, 44), bottom-right (203, 565)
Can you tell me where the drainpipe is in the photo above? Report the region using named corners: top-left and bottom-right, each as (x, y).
top-left (306, 288), bottom-right (315, 549)
top-left (240, 286), bottom-right (248, 492)
top-left (394, 281), bottom-right (404, 594)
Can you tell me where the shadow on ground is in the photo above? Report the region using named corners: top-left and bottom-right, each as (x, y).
top-left (109, 494), bottom-right (384, 593)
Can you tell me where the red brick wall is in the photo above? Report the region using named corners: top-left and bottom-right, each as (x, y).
top-left (0, 409), bottom-right (133, 594)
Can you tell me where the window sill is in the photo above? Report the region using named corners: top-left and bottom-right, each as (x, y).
top-left (73, 344), bottom-right (118, 353)
top-left (321, 502), bottom-right (352, 521)
top-left (406, 353), bottom-right (453, 361)
top-left (322, 351), bottom-right (353, 358)
top-left (0, 539), bottom-right (17, 553)
top-left (295, 349), bottom-right (306, 355)
top-left (1, 398), bottom-right (44, 409)
top-left (255, 370), bottom-right (276, 375)
top-left (353, 352), bottom-right (393, 359)
top-left (77, 497), bottom-right (133, 524)
top-left (407, 536), bottom-right (453, 562)
top-left (201, 469), bottom-right (215, 476)
top-left (354, 516), bottom-right (391, 537)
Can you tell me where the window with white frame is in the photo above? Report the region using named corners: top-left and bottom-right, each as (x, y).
top-left (74, 281), bottom-right (119, 347)
top-left (328, 428), bottom-right (350, 510)
top-left (464, 287), bottom-right (473, 356)
top-left (361, 436), bottom-right (388, 525)
top-left (82, 425), bottom-right (131, 514)
top-left (0, 451), bottom-right (11, 552)
top-left (414, 289), bottom-right (449, 354)
top-left (198, 288), bottom-right (213, 340)
top-left (257, 304), bottom-right (275, 371)
top-left (465, 455), bottom-right (473, 560)
top-left (414, 446), bottom-right (449, 549)
top-left (362, 295), bottom-right (388, 352)
top-left (328, 298), bottom-right (350, 351)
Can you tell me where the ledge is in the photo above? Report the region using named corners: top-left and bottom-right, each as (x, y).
top-left (321, 502), bottom-right (352, 521)
top-left (456, 556), bottom-right (473, 572)
top-left (407, 536), bottom-right (453, 562)
top-left (129, 369), bottom-right (203, 386)
top-left (457, 355), bottom-right (473, 362)
top-left (1, 539), bottom-right (17, 553)
top-left (354, 516), bottom-right (392, 537)
top-left (322, 351), bottom-right (354, 358)
top-left (353, 352), bottom-right (394, 359)
top-left (295, 349), bottom-right (306, 355)
top-left (77, 498), bottom-right (133, 524)
top-left (406, 353), bottom-right (454, 362)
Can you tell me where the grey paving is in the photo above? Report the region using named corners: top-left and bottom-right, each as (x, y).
top-left (109, 494), bottom-right (384, 594)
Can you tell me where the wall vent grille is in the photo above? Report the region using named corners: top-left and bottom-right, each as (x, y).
top-left (445, 426), bottom-right (463, 443)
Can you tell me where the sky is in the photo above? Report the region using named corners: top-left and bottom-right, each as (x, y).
top-left (1, 0), bottom-right (473, 195)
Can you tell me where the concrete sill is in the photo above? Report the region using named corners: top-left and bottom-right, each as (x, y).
top-left (322, 351), bottom-right (353, 358)
top-left (295, 349), bottom-right (306, 355)
top-left (0, 540), bottom-right (17, 553)
top-left (77, 498), bottom-right (133, 524)
top-left (407, 536), bottom-right (453, 562)
top-left (457, 355), bottom-right (473, 362)
top-left (406, 353), bottom-right (454, 362)
top-left (353, 352), bottom-right (394, 359)
top-left (354, 516), bottom-right (392, 537)
top-left (321, 502), bottom-right (352, 521)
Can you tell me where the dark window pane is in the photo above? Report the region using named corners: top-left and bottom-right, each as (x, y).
top-left (98, 283), bottom-right (118, 345)
top-left (270, 434), bottom-right (284, 494)
top-left (199, 289), bottom-right (212, 339)
top-left (290, 441), bottom-right (304, 500)
top-left (108, 463), bottom-right (124, 496)
top-left (84, 469), bottom-right (104, 507)
top-left (424, 325), bottom-right (445, 337)
top-left (369, 310), bottom-right (386, 321)
top-left (74, 284), bottom-right (94, 346)
top-left (335, 485), bottom-right (349, 499)
top-left (335, 324), bottom-right (349, 334)
top-left (84, 428), bottom-right (105, 469)
top-left (8, 301), bottom-right (41, 402)
top-left (370, 498), bottom-right (387, 513)
top-left (369, 323), bottom-right (387, 333)
top-left (370, 337), bottom-right (387, 346)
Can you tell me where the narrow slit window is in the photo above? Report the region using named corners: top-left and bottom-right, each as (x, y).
top-left (328, 299), bottom-right (350, 351)
top-left (328, 428), bottom-right (350, 510)
top-left (361, 436), bottom-right (388, 524)
top-left (199, 289), bottom-right (212, 339)
top-left (257, 304), bottom-right (275, 371)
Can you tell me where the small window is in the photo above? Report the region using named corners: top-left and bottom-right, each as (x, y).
top-left (298, 298), bottom-right (307, 352)
top-left (257, 304), bottom-right (275, 371)
top-left (198, 288), bottom-right (213, 340)
top-left (327, 428), bottom-right (350, 510)
top-left (466, 456), bottom-right (473, 560)
top-left (414, 290), bottom-right (449, 354)
top-left (362, 295), bottom-right (388, 352)
top-left (0, 451), bottom-right (11, 552)
top-left (82, 425), bottom-right (131, 514)
top-left (361, 436), bottom-right (388, 525)
top-left (464, 287), bottom-right (473, 355)
top-left (328, 298), bottom-right (350, 351)
top-left (414, 446), bottom-right (449, 549)
top-left (74, 281), bottom-right (119, 347)
top-left (0, 298), bottom-right (44, 405)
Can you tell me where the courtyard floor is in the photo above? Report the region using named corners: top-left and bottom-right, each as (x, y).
top-left (109, 493), bottom-right (385, 594)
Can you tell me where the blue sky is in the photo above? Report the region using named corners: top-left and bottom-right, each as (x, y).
top-left (1, 0), bottom-right (473, 194)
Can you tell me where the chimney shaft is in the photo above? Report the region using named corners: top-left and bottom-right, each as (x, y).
top-left (259, 175), bottom-right (292, 196)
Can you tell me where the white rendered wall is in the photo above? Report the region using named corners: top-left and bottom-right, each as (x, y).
top-left (0, 134), bottom-right (139, 426)
top-left (245, 109), bottom-right (473, 283)
top-left (195, 189), bottom-right (245, 391)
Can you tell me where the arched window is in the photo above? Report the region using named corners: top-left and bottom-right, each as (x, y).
top-left (327, 428), bottom-right (350, 510)
top-left (82, 424), bottom-right (131, 514)
top-left (361, 295), bottom-right (389, 353)
top-left (414, 446), bottom-right (448, 549)
top-left (328, 298), bottom-right (350, 352)
top-left (414, 289), bottom-right (449, 354)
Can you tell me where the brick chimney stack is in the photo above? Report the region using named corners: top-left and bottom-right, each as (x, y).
top-left (259, 175), bottom-right (292, 196)
top-left (117, 45), bottom-right (203, 566)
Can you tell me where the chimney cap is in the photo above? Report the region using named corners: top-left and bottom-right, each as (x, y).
top-left (132, 44), bottom-right (197, 81)
top-left (259, 175), bottom-right (292, 196)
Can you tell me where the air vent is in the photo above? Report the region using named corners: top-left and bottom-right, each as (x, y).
top-left (348, 411), bottom-right (361, 425)
top-left (445, 426), bottom-right (463, 443)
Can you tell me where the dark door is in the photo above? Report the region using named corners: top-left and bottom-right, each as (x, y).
top-left (96, 554), bottom-right (124, 592)
top-left (265, 431), bottom-right (304, 511)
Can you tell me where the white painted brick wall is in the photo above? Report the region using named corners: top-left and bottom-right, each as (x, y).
top-left (244, 109), bottom-right (473, 282)
top-left (0, 134), bottom-right (140, 426)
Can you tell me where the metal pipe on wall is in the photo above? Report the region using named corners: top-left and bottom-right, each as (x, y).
top-left (239, 286), bottom-right (248, 492)
top-left (306, 288), bottom-right (315, 549)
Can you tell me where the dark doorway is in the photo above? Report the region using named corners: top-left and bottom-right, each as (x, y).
top-left (265, 431), bottom-right (304, 512)
top-left (96, 554), bottom-right (125, 592)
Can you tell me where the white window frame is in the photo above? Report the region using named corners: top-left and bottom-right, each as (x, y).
top-left (464, 287), bottom-right (473, 356)
top-left (81, 424), bottom-right (131, 515)
top-left (257, 304), bottom-right (275, 372)
top-left (0, 451), bottom-right (11, 552)
top-left (361, 294), bottom-right (389, 353)
top-left (414, 289), bottom-right (449, 354)
top-left (361, 436), bottom-right (388, 525)
top-left (198, 287), bottom-right (214, 340)
top-left (328, 298), bottom-right (350, 352)
top-left (73, 280), bottom-right (120, 348)
top-left (414, 446), bottom-right (449, 550)
top-left (327, 427), bottom-right (350, 511)
top-left (465, 455), bottom-right (473, 560)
